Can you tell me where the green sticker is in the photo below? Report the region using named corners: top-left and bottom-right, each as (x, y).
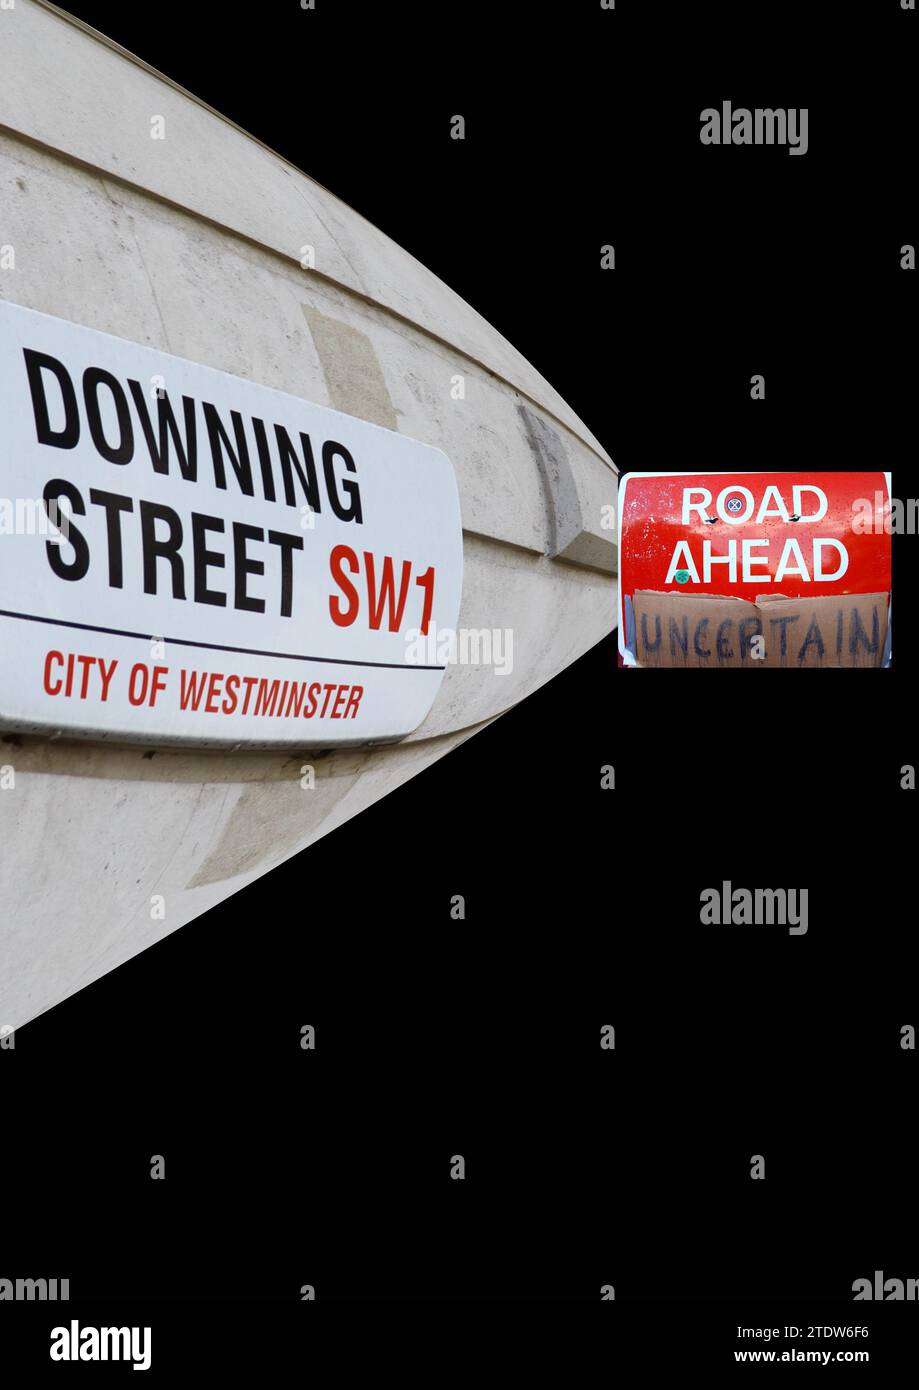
top-left (674, 570), bottom-right (690, 585)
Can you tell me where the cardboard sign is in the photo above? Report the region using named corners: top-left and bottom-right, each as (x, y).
top-left (618, 471), bottom-right (891, 667)
top-left (0, 302), bottom-right (463, 746)
top-left (633, 590), bottom-right (888, 668)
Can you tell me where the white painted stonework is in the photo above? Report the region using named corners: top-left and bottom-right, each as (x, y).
top-left (0, 0), bottom-right (618, 1028)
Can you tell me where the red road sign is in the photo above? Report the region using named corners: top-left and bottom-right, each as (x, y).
top-left (618, 471), bottom-right (891, 666)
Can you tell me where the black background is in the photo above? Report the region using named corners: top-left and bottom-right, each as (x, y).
top-left (3, 0), bottom-right (917, 1372)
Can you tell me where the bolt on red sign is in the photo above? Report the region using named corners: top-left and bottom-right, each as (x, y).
top-left (617, 472), bottom-right (892, 668)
